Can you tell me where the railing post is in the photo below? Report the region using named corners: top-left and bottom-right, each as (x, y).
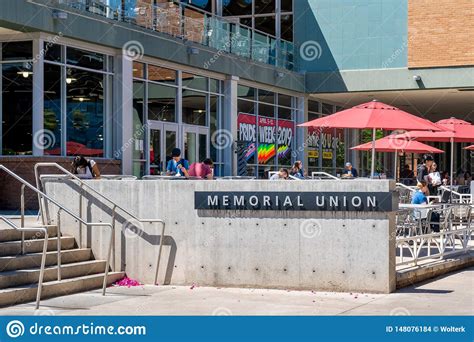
top-left (57, 209), bottom-right (62, 281)
top-left (21, 184), bottom-right (26, 255)
top-left (79, 184), bottom-right (83, 248)
top-left (111, 206), bottom-right (116, 272)
top-left (36, 228), bottom-right (48, 310)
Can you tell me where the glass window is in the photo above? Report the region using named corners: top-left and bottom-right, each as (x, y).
top-left (1, 41), bottom-right (32, 61)
top-left (238, 99), bottom-right (254, 114)
top-left (255, 0), bottom-right (275, 14)
top-left (66, 47), bottom-right (105, 70)
top-left (148, 83), bottom-right (176, 122)
top-left (322, 103), bottom-right (334, 115)
top-left (44, 43), bottom-right (62, 62)
top-left (281, 0), bottom-right (293, 12)
top-left (148, 64), bottom-right (176, 84)
top-left (278, 106), bottom-right (292, 120)
top-left (1, 63), bottom-right (33, 155)
top-left (210, 95), bottom-right (219, 161)
top-left (43, 64), bottom-right (62, 155)
top-left (223, 0), bottom-right (252, 16)
top-left (182, 72), bottom-right (207, 91)
top-left (180, 0), bottom-right (212, 13)
top-left (255, 16), bottom-right (276, 36)
top-left (132, 81), bottom-right (145, 155)
top-left (240, 17), bottom-right (252, 27)
top-left (258, 103), bottom-right (274, 118)
top-left (278, 120), bottom-right (293, 166)
top-left (182, 90), bottom-right (206, 126)
top-left (281, 14), bottom-right (293, 41)
top-left (66, 68), bottom-right (104, 157)
top-left (133, 61), bottom-right (145, 79)
top-left (238, 85), bottom-right (255, 101)
top-left (278, 94), bottom-right (292, 108)
top-left (209, 78), bottom-right (220, 93)
top-left (258, 89), bottom-right (274, 104)
top-left (308, 100), bottom-right (320, 113)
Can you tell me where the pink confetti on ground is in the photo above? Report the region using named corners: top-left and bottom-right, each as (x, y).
top-left (190, 283), bottom-right (198, 290)
top-left (113, 277), bottom-right (142, 287)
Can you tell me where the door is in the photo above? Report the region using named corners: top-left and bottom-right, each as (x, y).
top-left (148, 121), bottom-right (178, 175)
top-left (183, 125), bottom-right (209, 164)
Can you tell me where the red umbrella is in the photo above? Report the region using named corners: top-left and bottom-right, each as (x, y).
top-left (351, 136), bottom-right (444, 153)
top-left (395, 118), bottom-right (474, 185)
top-left (299, 100), bottom-right (444, 177)
top-left (465, 145), bottom-right (474, 151)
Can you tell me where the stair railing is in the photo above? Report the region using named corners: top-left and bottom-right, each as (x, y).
top-left (0, 164), bottom-right (114, 305)
top-left (34, 163), bottom-right (166, 285)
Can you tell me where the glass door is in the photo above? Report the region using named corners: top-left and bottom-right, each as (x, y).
top-left (148, 121), bottom-right (178, 175)
top-left (183, 125), bottom-right (209, 164)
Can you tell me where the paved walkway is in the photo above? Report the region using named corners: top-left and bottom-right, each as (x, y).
top-left (1, 267), bottom-right (472, 316)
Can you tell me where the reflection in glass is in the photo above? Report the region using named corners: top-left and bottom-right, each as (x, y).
top-left (223, 0), bottom-right (252, 16)
top-left (67, 47), bottom-right (104, 70)
top-left (148, 83), bottom-right (176, 122)
top-left (150, 129), bottom-right (161, 175)
top-left (132, 81), bottom-right (146, 177)
top-left (255, 0), bottom-right (275, 14)
top-left (199, 133), bottom-right (207, 162)
top-left (66, 68), bottom-right (104, 157)
top-left (133, 62), bottom-right (145, 79)
top-left (1, 41), bottom-right (32, 61)
top-left (148, 65), bottom-right (176, 84)
top-left (182, 72), bottom-right (207, 91)
top-left (255, 16), bottom-right (276, 36)
top-left (185, 132), bottom-right (197, 163)
top-left (44, 43), bottom-right (62, 62)
top-left (281, 14), bottom-right (293, 41)
top-left (43, 63), bottom-right (62, 155)
top-left (182, 90), bottom-right (206, 126)
top-left (165, 130), bottom-right (177, 162)
top-left (210, 95), bottom-right (218, 161)
top-left (1, 63), bottom-right (33, 155)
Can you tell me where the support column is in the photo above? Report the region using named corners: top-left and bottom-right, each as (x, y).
top-left (114, 54), bottom-right (134, 175)
top-left (223, 75), bottom-right (239, 176)
top-left (295, 96), bottom-right (306, 165)
top-left (32, 38), bottom-right (44, 156)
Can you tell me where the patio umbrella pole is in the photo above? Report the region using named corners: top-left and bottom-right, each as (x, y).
top-left (450, 137), bottom-right (454, 203)
top-left (371, 128), bottom-right (376, 178)
top-left (394, 151), bottom-right (398, 181)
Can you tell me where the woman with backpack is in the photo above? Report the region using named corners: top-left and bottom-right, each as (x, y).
top-left (71, 156), bottom-right (101, 179)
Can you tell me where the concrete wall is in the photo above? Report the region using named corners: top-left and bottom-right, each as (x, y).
top-left (43, 179), bottom-right (398, 293)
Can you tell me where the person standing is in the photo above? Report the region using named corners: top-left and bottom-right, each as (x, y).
top-left (166, 148), bottom-right (189, 177)
top-left (416, 154), bottom-right (434, 183)
top-left (290, 161), bottom-right (305, 179)
top-left (428, 162), bottom-right (442, 195)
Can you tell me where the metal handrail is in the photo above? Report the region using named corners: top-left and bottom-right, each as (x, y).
top-left (34, 163), bottom-right (166, 285)
top-left (0, 216), bottom-right (48, 310)
top-left (311, 172), bottom-right (339, 180)
top-left (439, 186), bottom-right (472, 203)
top-left (0, 164), bottom-right (114, 300)
top-left (396, 183), bottom-right (417, 192)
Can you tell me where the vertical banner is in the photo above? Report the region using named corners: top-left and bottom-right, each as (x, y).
top-left (238, 113), bottom-right (293, 165)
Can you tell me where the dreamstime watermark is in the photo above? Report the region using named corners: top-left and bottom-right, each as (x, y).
top-left (6, 320), bottom-right (24, 338)
top-left (24, 32), bottom-right (63, 70)
top-left (291, 125), bottom-right (330, 158)
top-left (114, 123), bottom-right (148, 159)
top-left (211, 129), bottom-right (233, 150)
top-left (299, 40), bottom-right (323, 61)
top-left (33, 129), bottom-right (56, 151)
top-left (212, 307), bottom-right (233, 316)
top-left (300, 219), bottom-right (322, 239)
top-left (204, 32), bottom-right (242, 69)
top-left (123, 40), bottom-right (145, 61)
top-left (390, 307), bottom-right (411, 316)
top-left (122, 218), bottom-right (145, 239)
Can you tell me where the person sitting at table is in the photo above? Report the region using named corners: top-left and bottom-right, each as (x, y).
top-left (188, 158), bottom-right (214, 179)
top-left (342, 162), bottom-right (358, 178)
top-left (290, 161), bottom-right (305, 179)
top-left (270, 168), bottom-right (289, 180)
top-left (166, 148), bottom-right (189, 177)
top-left (411, 181), bottom-right (429, 205)
top-left (71, 155), bottom-right (101, 179)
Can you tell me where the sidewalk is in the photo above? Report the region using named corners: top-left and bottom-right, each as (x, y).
top-left (1, 267), bottom-right (472, 316)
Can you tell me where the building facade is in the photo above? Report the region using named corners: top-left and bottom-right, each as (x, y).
top-left (0, 0), bottom-right (472, 200)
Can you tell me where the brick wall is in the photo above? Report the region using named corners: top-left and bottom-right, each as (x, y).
top-left (0, 157), bottom-right (121, 211)
top-left (408, 0), bottom-right (474, 68)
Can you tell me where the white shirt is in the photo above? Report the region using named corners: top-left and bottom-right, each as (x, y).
top-left (76, 159), bottom-right (96, 179)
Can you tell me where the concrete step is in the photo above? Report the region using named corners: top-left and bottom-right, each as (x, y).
top-left (0, 236), bottom-right (76, 256)
top-left (0, 225), bottom-right (58, 243)
top-left (0, 248), bottom-right (92, 272)
top-left (0, 260), bottom-right (107, 289)
top-left (0, 272), bottom-right (125, 307)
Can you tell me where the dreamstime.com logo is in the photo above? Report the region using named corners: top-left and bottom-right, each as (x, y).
top-left (5, 320), bottom-right (146, 338)
top-left (6, 320), bottom-right (24, 338)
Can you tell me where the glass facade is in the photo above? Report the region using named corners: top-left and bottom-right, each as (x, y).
top-left (237, 84), bottom-right (297, 178)
top-left (132, 62), bottom-right (224, 177)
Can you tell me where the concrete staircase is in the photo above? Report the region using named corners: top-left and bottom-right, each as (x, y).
top-left (0, 217), bottom-right (124, 307)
